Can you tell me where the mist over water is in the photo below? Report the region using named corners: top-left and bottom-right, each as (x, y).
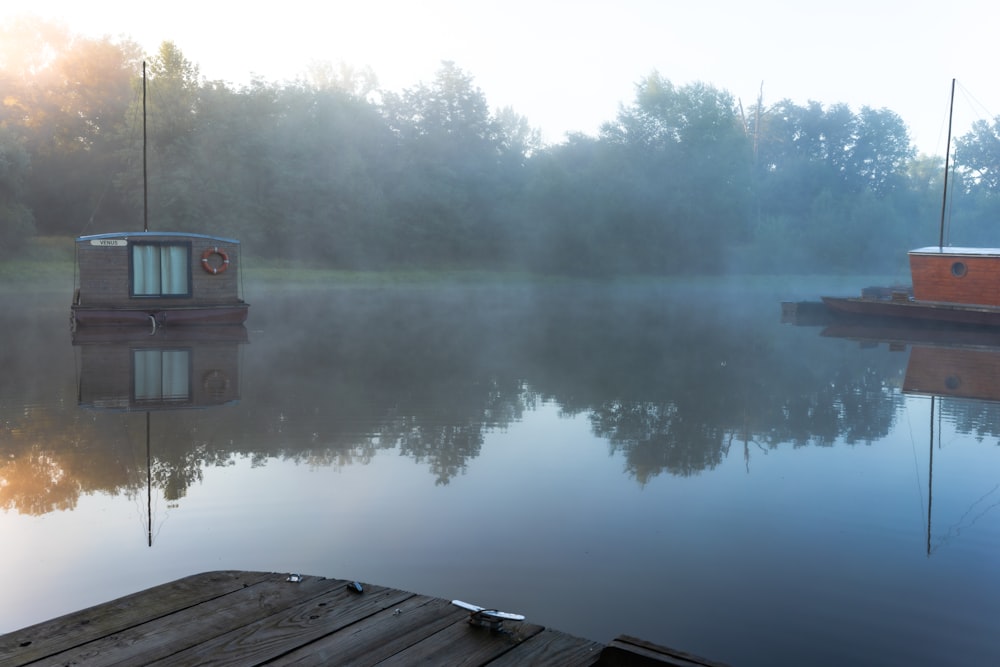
top-left (3, 280), bottom-right (1000, 666)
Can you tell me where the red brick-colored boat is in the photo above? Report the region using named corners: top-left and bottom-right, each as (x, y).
top-left (822, 247), bottom-right (1000, 328)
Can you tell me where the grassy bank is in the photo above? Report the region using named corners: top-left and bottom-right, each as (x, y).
top-left (1, 238), bottom-right (553, 292)
top-left (0, 237), bottom-right (75, 292)
top-left (2, 237), bottom-right (901, 295)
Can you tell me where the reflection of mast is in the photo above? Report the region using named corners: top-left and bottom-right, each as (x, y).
top-left (927, 397), bottom-right (934, 557)
top-left (146, 411), bottom-right (152, 548)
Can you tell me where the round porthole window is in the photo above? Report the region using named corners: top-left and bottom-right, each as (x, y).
top-left (951, 261), bottom-right (967, 277)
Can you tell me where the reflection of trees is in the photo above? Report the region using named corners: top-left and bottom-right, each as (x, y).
top-left (592, 401), bottom-right (726, 483)
top-left (0, 448), bottom-right (80, 514)
top-left (385, 416), bottom-right (484, 485)
top-left (0, 285), bottom-right (930, 515)
top-left (942, 399), bottom-right (1000, 443)
top-left (834, 366), bottom-right (901, 445)
top-left (0, 409), bottom-right (142, 515)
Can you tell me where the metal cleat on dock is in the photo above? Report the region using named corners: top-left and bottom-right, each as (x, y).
top-left (451, 599), bottom-right (525, 631)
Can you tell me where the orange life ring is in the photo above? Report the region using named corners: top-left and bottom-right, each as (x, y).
top-left (200, 246), bottom-right (230, 274)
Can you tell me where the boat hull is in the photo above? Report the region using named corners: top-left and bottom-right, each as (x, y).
top-left (821, 296), bottom-right (1000, 328)
top-left (71, 302), bottom-right (249, 327)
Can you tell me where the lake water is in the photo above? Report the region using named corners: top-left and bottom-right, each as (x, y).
top-left (3, 279), bottom-right (1000, 666)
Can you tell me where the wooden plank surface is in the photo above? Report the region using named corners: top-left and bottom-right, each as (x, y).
top-left (146, 581), bottom-right (414, 666)
top-left (0, 570), bottom-right (272, 665)
top-left (371, 616), bottom-right (545, 666)
top-left (489, 628), bottom-right (604, 666)
top-left (0, 571), bottom-right (726, 667)
top-left (266, 596), bottom-right (467, 667)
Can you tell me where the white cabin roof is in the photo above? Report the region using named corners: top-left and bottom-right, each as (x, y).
top-left (76, 231), bottom-right (240, 244)
top-left (909, 246), bottom-right (1000, 257)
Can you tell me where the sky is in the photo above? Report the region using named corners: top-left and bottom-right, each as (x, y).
top-left (2, 0), bottom-right (998, 155)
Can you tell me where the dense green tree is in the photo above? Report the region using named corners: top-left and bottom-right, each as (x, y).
top-left (0, 126), bottom-right (35, 254)
top-left (746, 100), bottom-right (917, 270)
top-left (955, 117), bottom-right (1000, 192)
top-left (594, 75), bottom-right (753, 273)
top-left (940, 119), bottom-right (1000, 245)
top-left (850, 106), bottom-right (914, 196)
top-left (380, 61), bottom-right (529, 265)
top-left (0, 18), bottom-right (138, 235)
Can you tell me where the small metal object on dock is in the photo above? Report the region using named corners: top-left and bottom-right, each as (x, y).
top-left (451, 599), bottom-right (525, 632)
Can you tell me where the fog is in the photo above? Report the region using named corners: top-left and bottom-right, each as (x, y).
top-left (5, 22), bottom-right (1000, 278)
top-left (2, 280), bottom-right (944, 508)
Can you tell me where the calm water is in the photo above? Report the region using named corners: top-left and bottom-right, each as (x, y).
top-left (3, 279), bottom-right (1000, 666)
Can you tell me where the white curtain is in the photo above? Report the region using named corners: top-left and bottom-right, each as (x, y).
top-left (133, 245), bottom-right (160, 295)
top-left (163, 246), bottom-right (187, 294)
top-left (132, 244), bottom-right (189, 296)
top-left (134, 349), bottom-right (190, 401)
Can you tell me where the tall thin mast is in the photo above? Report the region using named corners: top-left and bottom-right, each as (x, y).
top-left (938, 78), bottom-right (955, 250)
top-left (143, 61), bottom-right (148, 233)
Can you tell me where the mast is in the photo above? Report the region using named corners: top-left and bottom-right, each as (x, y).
top-left (143, 61), bottom-right (148, 233)
top-left (938, 78), bottom-right (955, 250)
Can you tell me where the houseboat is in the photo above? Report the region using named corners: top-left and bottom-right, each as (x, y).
top-left (70, 62), bottom-right (249, 329)
top-left (70, 231), bottom-right (249, 328)
top-left (821, 247), bottom-right (1000, 327)
top-left (820, 79), bottom-right (1000, 328)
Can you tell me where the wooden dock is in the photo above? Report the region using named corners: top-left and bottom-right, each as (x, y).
top-left (0, 571), bottom-right (728, 666)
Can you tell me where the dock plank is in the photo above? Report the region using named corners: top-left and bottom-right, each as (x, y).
top-left (0, 570), bottom-right (272, 665)
top-left (25, 574), bottom-right (348, 667)
top-left (267, 596), bottom-right (466, 666)
top-left (144, 581), bottom-right (414, 666)
top-left (488, 628), bottom-right (604, 666)
top-left (372, 616), bottom-right (545, 666)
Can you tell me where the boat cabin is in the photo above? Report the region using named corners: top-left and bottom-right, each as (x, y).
top-left (909, 246), bottom-right (1000, 307)
top-left (71, 232), bottom-right (249, 327)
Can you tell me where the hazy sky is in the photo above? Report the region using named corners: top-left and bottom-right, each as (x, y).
top-left (3, 0), bottom-right (997, 154)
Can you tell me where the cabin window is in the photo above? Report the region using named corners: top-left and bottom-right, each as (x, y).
top-left (133, 349), bottom-right (191, 403)
top-left (131, 243), bottom-right (191, 297)
top-left (951, 261), bottom-right (967, 278)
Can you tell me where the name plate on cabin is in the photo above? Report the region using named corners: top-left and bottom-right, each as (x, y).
top-left (90, 239), bottom-right (128, 246)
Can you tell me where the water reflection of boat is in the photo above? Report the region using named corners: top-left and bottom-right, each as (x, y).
top-left (819, 322), bottom-right (1000, 556)
top-left (820, 323), bottom-right (1000, 403)
top-left (73, 325), bottom-right (247, 410)
top-left (73, 327), bottom-right (247, 546)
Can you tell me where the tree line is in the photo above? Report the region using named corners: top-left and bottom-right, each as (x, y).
top-left (3, 17), bottom-right (1000, 274)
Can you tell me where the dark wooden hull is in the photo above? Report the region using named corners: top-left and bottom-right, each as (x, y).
top-left (821, 296), bottom-right (1000, 328)
top-left (71, 302), bottom-right (249, 327)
